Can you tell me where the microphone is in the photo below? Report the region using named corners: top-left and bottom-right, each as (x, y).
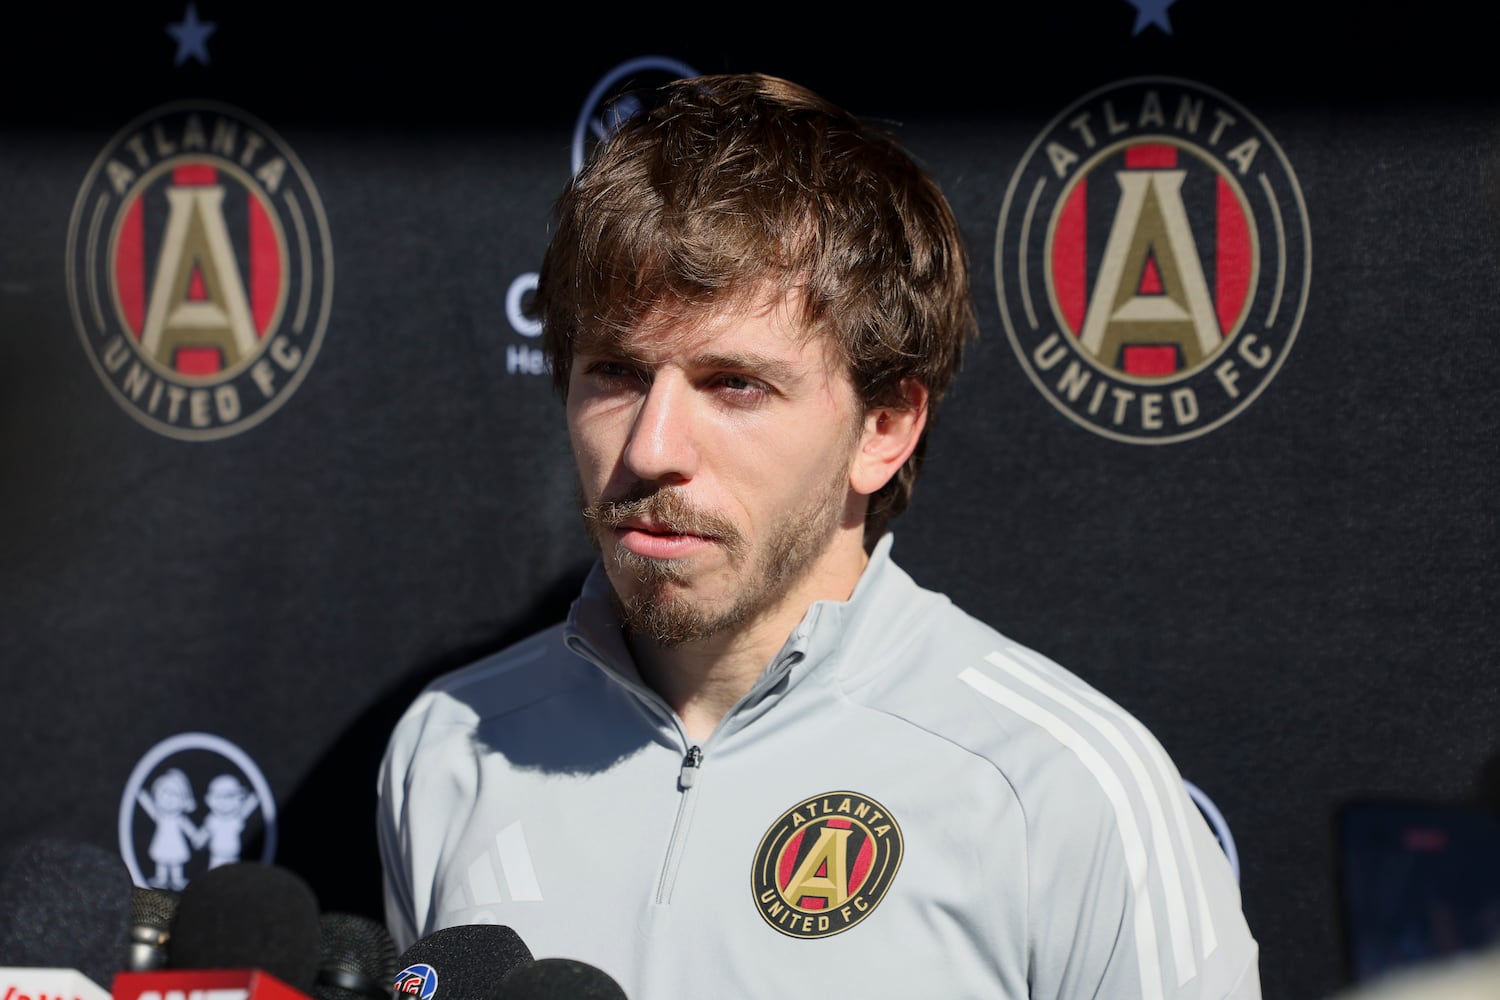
top-left (126, 886), bottom-right (180, 972)
top-left (391, 925), bottom-right (533, 1000)
top-left (498, 959), bottom-right (627, 1000)
top-left (0, 836), bottom-right (134, 992)
top-left (311, 913), bottom-right (397, 1000)
top-left (164, 862), bottom-right (321, 994)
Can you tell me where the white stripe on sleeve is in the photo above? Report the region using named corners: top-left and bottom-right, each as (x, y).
top-left (958, 665), bottom-right (1166, 1000)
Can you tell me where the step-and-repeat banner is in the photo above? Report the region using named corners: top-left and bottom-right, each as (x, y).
top-left (3, 5), bottom-right (1497, 999)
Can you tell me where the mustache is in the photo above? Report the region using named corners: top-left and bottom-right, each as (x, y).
top-left (582, 487), bottom-right (741, 545)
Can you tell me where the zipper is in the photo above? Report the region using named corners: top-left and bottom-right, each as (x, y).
top-left (567, 627), bottom-right (807, 904)
top-left (678, 745), bottom-right (703, 789)
top-left (563, 633), bottom-right (705, 903)
top-left (657, 743), bottom-right (704, 903)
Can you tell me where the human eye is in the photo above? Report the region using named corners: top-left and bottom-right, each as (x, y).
top-left (709, 371), bottom-right (772, 403)
top-left (582, 357), bottom-right (648, 386)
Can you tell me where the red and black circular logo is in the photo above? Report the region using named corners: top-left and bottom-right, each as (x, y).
top-left (995, 77), bottom-right (1310, 443)
top-left (66, 100), bottom-right (333, 440)
top-left (751, 790), bottom-right (903, 939)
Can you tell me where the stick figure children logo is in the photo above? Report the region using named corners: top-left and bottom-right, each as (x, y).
top-left (120, 732), bottom-right (276, 890)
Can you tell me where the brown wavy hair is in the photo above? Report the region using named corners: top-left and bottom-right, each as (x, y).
top-left (533, 72), bottom-right (977, 546)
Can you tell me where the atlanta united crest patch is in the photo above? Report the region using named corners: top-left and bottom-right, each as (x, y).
top-left (66, 100), bottom-right (333, 441)
top-left (751, 790), bottom-right (903, 939)
top-left (995, 76), bottom-right (1310, 443)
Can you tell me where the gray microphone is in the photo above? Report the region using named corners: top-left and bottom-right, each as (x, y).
top-left (126, 885), bottom-right (180, 971)
top-left (166, 861), bottom-right (322, 993)
top-left (0, 836), bottom-right (135, 989)
top-left (392, 924), bottom-right (533, 1000)
top-left (500, 958), bottom-right (627, 999)
top-left (314, 912), bottom-right (397, 1000)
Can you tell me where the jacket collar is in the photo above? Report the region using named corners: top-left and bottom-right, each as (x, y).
top-left (563, 534), bottom-right (907, 724)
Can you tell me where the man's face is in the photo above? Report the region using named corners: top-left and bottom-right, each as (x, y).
top-left (566, 294), bottom-right (865, 646)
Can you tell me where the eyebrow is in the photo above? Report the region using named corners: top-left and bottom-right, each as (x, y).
top-left (575, 337), bottom-right (811, 387)
top-left (691, 351), bottom-right (804, 386)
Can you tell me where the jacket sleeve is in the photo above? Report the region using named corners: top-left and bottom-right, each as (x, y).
top-left (1021, 728), bottom-right (1261, 999)
top-left (376, 699), bottom-right (424, 954)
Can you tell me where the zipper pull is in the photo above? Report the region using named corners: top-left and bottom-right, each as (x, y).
top-left (678, 745), bottom-right (703, 790)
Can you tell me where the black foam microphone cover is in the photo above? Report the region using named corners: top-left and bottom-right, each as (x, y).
top-left (312, 912), bottom-right (397, 1000)
top-left (166, 861), bottom-right (321, 992)
top-left (392, 925), bottom-right (533, 1000)
top-left (499, 958), bottom-right (627, 999)
top-left (0, 836), bottom-right (134, 988)
top-left (127, 885), bottom-right (181, 971)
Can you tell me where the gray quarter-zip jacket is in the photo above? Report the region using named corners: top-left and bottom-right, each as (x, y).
top-left (378, 535), bottom-right (1261, 999)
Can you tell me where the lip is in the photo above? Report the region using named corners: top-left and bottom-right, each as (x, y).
top-left (614, 523), bottom-right (715, 560)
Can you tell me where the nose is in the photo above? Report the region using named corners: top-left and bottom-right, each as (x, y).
top-left (622, 374), bottom-right (699, 485)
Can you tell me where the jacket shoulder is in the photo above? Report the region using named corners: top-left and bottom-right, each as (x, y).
top-left (385, 623), bottom-right (587, 754)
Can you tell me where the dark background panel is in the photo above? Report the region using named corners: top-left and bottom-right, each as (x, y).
top-left (3, 4), bottom-right (1498, 1000)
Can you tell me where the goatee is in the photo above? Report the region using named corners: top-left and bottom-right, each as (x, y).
top-left (579, 478), bottom-right (843, 648)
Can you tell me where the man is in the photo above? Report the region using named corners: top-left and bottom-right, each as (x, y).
top-left (378, 73), bottom-right (1261, 998)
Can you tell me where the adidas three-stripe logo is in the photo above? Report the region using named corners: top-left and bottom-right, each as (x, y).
top-left (464, 819), bottom-right (543, 905)
top-left (959, 644), bottom-right (1220, 999)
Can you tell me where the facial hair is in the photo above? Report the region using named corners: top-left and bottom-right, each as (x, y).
top-left (580, 472), bottom-right (848, 647)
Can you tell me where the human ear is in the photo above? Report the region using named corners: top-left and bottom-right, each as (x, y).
top-left (849, 378), bottom-right (929, 497)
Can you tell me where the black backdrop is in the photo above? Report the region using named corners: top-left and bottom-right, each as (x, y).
top-left (3, 4), bottom-right (1498, 999)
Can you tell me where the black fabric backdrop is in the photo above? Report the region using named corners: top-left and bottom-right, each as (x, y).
top-left (3, 4), bottom-right (1498, 999)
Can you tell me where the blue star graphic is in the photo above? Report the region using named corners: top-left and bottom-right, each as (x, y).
top-left (167, 3), bottom-right (217, 67)
top-left (1126, 0), bottom-right (1176, 35)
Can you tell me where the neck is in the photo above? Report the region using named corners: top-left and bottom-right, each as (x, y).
top-left (629, 526), bottom-right (870, 743)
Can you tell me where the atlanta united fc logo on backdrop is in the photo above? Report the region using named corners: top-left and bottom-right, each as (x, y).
top-left (995, 77), bottom-right (1310, 443)
top-left (66, 101), bottom-right (333, 440)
